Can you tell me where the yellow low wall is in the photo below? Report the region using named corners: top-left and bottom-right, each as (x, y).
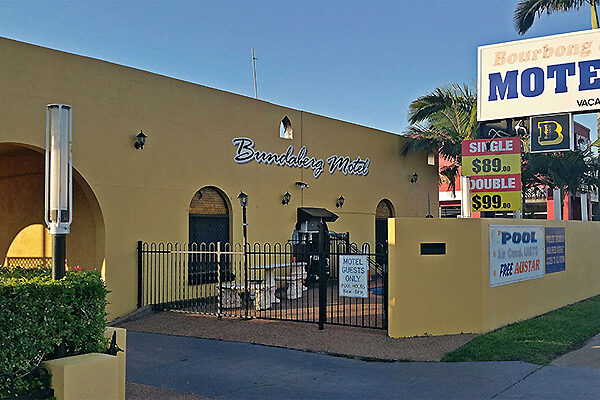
top-left (43, 354), bottom-right (118, 400)
top-left (388, 218), bottom-right (600, 338)
top-left (43, 327), bottom-right (126, 400)
top-left (105, 327), bottom-right (126, 400)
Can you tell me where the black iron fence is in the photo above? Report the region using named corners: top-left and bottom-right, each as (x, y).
top-left (138, 240), bottom-right (387, 330)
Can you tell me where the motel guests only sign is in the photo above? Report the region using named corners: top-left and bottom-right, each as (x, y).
top-left (478, 29), bottom-right (600, 121)
top-left (339, 254), bottom-right (368, 298)
top-left (461, 137), bottom-right (521, 212)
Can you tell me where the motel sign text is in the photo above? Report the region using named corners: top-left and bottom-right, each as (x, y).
top-left (478, 29), bottom-right (600, 121)
top-left (488, 60), bottom-right (600, 101)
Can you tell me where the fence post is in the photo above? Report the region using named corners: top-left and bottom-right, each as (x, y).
top-left (318, 224), bottom-right (327, 330)
top-left (244, 242), bottom-right (249, 319)
top-left (137, 240), bottom-right (143, 308)
top-left (217, 241), bottom-right (222, 320)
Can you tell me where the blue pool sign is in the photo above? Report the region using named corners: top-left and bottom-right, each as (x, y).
top-left (339, 254), bottom-right (368, 298)
top-left (489, 225), bottom-right (545, 287)
top-left (545, 227), bottom-right (566, 274)
top-left (478, 29), bottom-right (600, 121)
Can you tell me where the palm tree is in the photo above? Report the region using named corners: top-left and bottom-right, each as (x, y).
top-left (553, 149), bottom-right (600, 195)
top-left (401, 84), bottom-right (478, 193)
top-left (514, 0), bottom-right (599, 35)
top-left (514, 0), bottom-right (600, 218)
top-left (403, 83), bottom-right (600, 218)
top-left (522, 149), bottom-right (600, 216)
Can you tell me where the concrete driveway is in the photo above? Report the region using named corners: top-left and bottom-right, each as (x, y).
top-left (126, 331), bottom-right (600, 399)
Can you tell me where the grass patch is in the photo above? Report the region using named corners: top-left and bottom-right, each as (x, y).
top-left (442, 295), bottom-right (600, 365)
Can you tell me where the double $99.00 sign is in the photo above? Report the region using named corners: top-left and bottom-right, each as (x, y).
top-left (461, 137), bottom-right (521, 212)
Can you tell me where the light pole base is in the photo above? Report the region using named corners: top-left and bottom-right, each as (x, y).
top-left (52, 234), bottom-right (66, 280)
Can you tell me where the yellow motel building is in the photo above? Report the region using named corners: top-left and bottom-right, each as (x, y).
top-left (0, 37), bottom-right (438, 321)
top-left (4, 36), bottom-right (600, 339)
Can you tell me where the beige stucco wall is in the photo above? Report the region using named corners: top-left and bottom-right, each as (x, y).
top-left (388, 218), bottom-right (600, 338)
top-left (0, 147), bottom-right (103, 270)
top-left (0, 37), bottom-right (437, 319)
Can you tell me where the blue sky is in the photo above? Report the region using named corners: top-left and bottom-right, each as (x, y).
top-left (0, 0), bottom-right (597, 136)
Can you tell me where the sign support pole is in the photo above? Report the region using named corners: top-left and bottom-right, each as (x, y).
top-left (513, 210), bottom-right (522, 219)
top-left (460, 176), bottom-right (471, 218)
top-left (553, 188), bottom-right (562, 220)
top-left (582, 193), bottom-right (589, 221)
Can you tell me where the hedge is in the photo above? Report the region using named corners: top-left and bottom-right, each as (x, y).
top-left (0, 267), bottom-right (108, 397)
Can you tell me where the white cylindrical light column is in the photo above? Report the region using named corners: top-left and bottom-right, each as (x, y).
top-left (45, 104), bottom-right (72, 281)
top-left (45, 104), bottom-right (72, 234)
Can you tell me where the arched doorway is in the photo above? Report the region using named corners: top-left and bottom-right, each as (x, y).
top-left (0, 143), bottom-right (105, 272)
top-left (188, 186), bottom-right (232, 284)
top-left (375, 199), bottom-right (395, 267)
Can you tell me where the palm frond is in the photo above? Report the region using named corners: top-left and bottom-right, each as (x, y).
top-left (402, 124), bottom-right (463, 162)
top-left (408, 84), bottom-right (475, 126)
top-left (440, 164), bottom-right (460, 195)
top-left (403, 83), bottom-right (477, 165)
top-left (400, 133), bottom-right (439, 157)
top-left (514, 0), bottom-right (591, 34)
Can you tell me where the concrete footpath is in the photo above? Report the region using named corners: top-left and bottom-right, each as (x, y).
top-left (126, 331), bottom-right (600, 399)
top-left (551, 332), bottom-right (600, 370)
top-left (116, 311), bottom-right (474, 361)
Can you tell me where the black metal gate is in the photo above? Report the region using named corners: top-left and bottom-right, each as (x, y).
top-left (137, 239), bottom-right (387, 330)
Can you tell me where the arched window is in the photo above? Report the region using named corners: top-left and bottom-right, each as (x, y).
top-left (280, 116), bottom-right (293, 139)
top-left (188, 187), bottom-right (233, 284)
top-left (189, 187), bottom-right (229, 220)
top-left (376, 199), bottom-right (395, 219)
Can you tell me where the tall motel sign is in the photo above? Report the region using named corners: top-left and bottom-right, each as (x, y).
top-left (461, 29), bottom-right (600, 218)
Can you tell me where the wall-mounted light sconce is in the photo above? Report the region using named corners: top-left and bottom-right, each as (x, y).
top-left (336, 195), bottom-right (345, 208)
top-left (295, 181), bottom-right (309, 189)
top-left (134, 130), bottom-right (147, 150)
top-left (282, 191), bottom-right (291, 205)
top-left (237, 190), bottom-right (249, 208)
top-left (410, 173), bottom-right (419, 183)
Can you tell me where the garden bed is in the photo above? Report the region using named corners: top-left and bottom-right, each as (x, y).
top-left (0, 266), bottom-right (109, 398)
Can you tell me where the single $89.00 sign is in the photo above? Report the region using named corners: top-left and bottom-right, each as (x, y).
top-left (462, 137), bottom-right (522, 212)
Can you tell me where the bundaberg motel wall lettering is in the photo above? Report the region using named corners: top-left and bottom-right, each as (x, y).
top-left (478, 29), bottom-right (600, 121)
top-left (232, 137), bottom-right (370, 178)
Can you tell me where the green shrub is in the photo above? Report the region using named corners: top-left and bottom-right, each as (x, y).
top-left (0, 266), bottom-right (108, 397)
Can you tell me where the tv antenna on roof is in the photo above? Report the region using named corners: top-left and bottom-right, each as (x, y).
top-left (252, 48), bottom-right (258, 99)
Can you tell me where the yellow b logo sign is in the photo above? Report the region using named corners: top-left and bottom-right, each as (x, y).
top-left (537, 121), bottom-right (563, 146)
